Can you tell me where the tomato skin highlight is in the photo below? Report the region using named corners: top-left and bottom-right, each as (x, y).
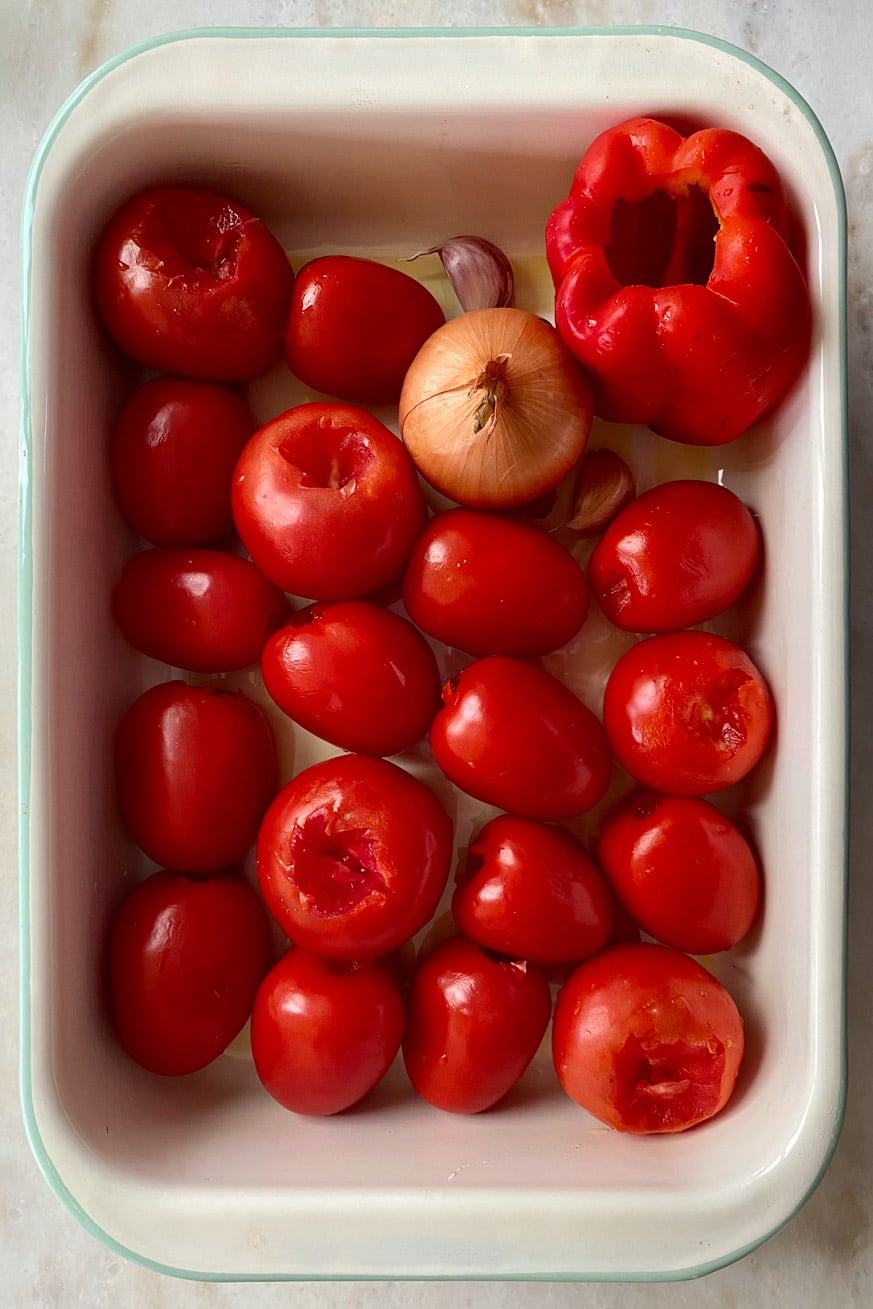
top-left (251, 949), bottom-right (406, 1116)
top-left (552, 942), bottom-right (745, 1133)
top-left (112, 548), bottom-right (290, 673)
top-left (430, 655), bottom-right (612, 820)
top-left (602, 630), bottom-right (774, 795)
top-left (597, 790), bottom-right (761, 954)
top-left (589, 479), bottom-right (760, 633)
top-left (109, 869), bottom-right (272, 1076)
top-left (402, 936), bottom-right (553, 1114)
top-left (261, 600), bottom-right (441, 756)
top-left (453, 815), bottom-right (615, 963)
top-left (95, 186), bottom-right (294, 380)
top-left (256, 754), bottom-right (454, 962)
top-left (402, 508), bottom-right (588, 657)
top-left (232, 402), bottom-right (427, 601)
top-left (115, 681), bottom-right (278, 872)
top-left (285, 255), bottom-right (446, 405)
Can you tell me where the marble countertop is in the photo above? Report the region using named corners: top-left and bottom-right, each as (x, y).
top-left (4, 1), bottom-right (871, 1304)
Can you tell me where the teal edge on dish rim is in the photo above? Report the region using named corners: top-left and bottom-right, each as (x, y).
top-left (17, 23), bottom-right (850, 1285)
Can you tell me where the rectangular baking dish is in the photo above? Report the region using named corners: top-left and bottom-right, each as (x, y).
top-left (19, 27), bottom-right (847, 1281)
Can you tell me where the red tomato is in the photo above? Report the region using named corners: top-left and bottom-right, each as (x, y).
top-left (553, 943), bottom-right (745, 1133)
top-left (110, 378), bottom-right (256, 547)
top-left (113, 548), bottom-right (290, 673)
top-left (109, 869), bottom-right (272, 1076)
top-left (453, 815), bottom-right (614, 963)
top-left (602, 631), bottom-right (774, 795)
top-left (115, 681), bottom-right (277, 871)
top-left (402, 935), bottom-right (552, 1114)
top-left (597, 790), bottom-right (761, 954)
top-left (285, 256), bottom-right (445, 405)
top-left (251, 948), bottom-right (405, 1116)
top-left (430, 656), bottom-right (611, 820)
top-left (232, 402), bottom-right (427, 600)
top-left (589, 479), bottom-right (760, 632)
top-left (261, 600), bottom-right (441, 756)
top-left (94, 186), bottom-right (293, 380)
top-left (257, 754), bottom-right (453, 961)
top-left (402, 508), bottom-right (588, 657)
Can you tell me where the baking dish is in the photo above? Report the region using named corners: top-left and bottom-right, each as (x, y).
top-left (19, 26), bottom-right (847, 1280)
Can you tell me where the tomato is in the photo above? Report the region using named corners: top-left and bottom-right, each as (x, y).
top-left (552, 942), bottom-right (745, 1133)
top-left (261, 600), bottom-right (441, 756)
top-left (115, 681), bottom-right (277, 871)
top-left (597, 790), bottom-right (761, 954)
top-left (251, 948), bottom-right (405, 1116)
top-left (232, 402), bottom-right (427, 600)
top-left (602, 631), bottom-right (774, 795)
top-left (113, 548), bottom-right (290, 673)
top-left (110, 377), bottom-right (256, 547)
top-left (402, 935), bottom-right (552, 1114)
top-left (94, 186), bottom-right (294, 380)
top-left (109, 869), bottom-right (272, 1076)
top-left (453, 815), bottom-right (614, 963)
top-left (588, 479), bottom-right (760, 632)
top-left (430, 656), bottom-right (611, 820)
top-left (256, 754), bottom-right (453, 961)
top-left (285, 255), bottom-right (445, 405)
top-left (401, 508), bottom-right (588, 657)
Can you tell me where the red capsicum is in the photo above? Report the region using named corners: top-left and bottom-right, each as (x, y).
top-left (546, 117), bottom-right (811, 446)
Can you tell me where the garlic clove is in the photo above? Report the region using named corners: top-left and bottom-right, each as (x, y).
top-left (566, 448), bottom-right (635, 535)
top-left (408, 236), bottom-right (514, 312)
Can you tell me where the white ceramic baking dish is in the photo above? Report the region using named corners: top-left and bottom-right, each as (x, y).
top-left (19, 27), bottom-right (847, 1281)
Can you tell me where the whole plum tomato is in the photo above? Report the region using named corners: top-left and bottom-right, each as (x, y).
top-left (453, 815), bottom-right (614, 963)
top-left (262, 600), bottom-right (441, 756)
top-left (251, 948), bottom-right (405, 1116)
top-left (429, 656), bottom-right (611, 820)
top-left (602, 631), bottom-right (773, 795)
top-left (94, 186), bottom-right (294, 380)
top-left (597, 789), bottom-right (761, 954)
top-left (285, 255), bottom-right (445, 405)
top-left (402, 507), bottom-right (588, 657)
top-left (110, 377), bottom-right (256, 547)
top-left (232, 402), bottom-right (427, 600)
top-left (402, 935), bottom-right (552, 1114)
top-left (552, 942), bottom-right (745, 1133)
top-left (588, 480), bottom-right (760, 632)
top-left (113, 548), bottom-right (289, 673)
top-left (109, 869), bottom-right (272, 1076)
top-left (257, 754), bottom-right (453, 961)
top-left (115, 681), bottom-right (277, 871)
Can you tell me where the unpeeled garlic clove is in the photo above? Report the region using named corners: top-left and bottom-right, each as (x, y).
top-left (408, 236), bottom-right (514, 312)
top-left (566, 448), bottom-right (635, 535)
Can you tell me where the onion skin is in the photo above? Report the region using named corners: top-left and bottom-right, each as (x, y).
top-left (399, 308), bottom-right (594, 509)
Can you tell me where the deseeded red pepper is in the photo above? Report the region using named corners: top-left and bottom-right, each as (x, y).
top-left (546, 117), bottom-right (811, 446)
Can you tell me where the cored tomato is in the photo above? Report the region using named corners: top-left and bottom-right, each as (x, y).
top-left (597, 790), bottom-right (761, 954)
top-left (402, 935), bottom-right (552, 1114)
top-left (285, 255), bottom-right (445, 404)
top-left (602, 631), bottom-right (774, 795)
top-left (115, 681), bottom-right (277, 871)
top-left (453, 815), bottom-right (614, 963)
top-left (261, 600), bottom-right (441, 756)
top-left (113, 548), bottom-right (290, 673)
top-left (94, 186), bottom-right (294, 380)
top-left (429, 656), bottom-right (612, 820)
top-left (402, 508), bottom-right (588, 656)
top-left (251, 948), bottom-right (406, 1116)
top-left (588, 479), bottom-right (760, 632)
top-left (110, 377), bottom-right (256, 547)
top-left (256, 754), bottom-right (453, 961)
top-left (552, 942), bottom-right (745, 1133)
top-left (232, 402), bottom-right (427, 600)
top-left (109, 869), bottom-right (272, 1076)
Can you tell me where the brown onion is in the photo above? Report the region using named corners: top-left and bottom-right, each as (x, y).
top-left (398, 308), bottom-right (593, 509)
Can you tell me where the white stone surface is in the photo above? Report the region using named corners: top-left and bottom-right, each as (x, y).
top-left (3, 0), bottom-right (871, 1303)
